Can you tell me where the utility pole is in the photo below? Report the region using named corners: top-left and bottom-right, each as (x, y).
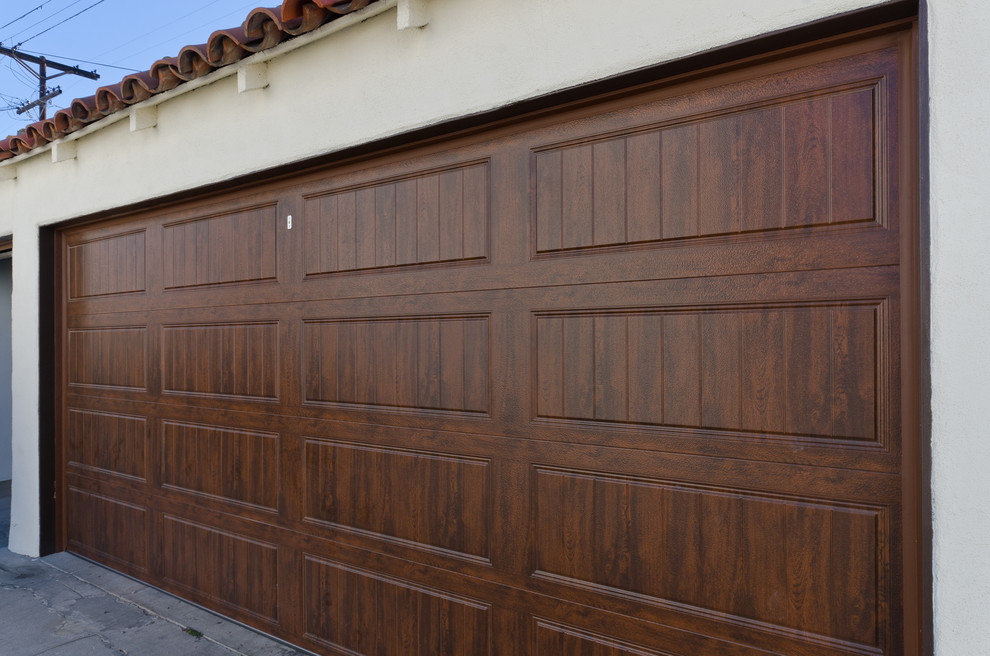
top-left (0, 44), bottom-right (99, 120)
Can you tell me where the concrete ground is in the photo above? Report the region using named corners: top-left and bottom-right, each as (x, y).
top-left (0, 482), bottom-right (310, 656)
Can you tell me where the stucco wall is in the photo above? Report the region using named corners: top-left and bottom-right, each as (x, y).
top-left (0, 0), bottom-right (986, 652)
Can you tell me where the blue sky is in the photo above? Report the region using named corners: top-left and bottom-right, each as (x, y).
top-left (0, 0), bottom-right (264, 140)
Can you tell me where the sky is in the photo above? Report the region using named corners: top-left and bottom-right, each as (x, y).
top-left (0, 0), bottom-right (266, 140)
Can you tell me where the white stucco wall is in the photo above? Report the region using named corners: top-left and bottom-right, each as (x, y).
top-left (927, 1), bottom-right (990, 654)
top-left (0, 0), bottom-right (986, 652)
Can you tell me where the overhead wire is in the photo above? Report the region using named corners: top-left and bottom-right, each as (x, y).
top-left (14, 47), bottom-right (138, 72)
top-left (2, 0), bottom-right (88, 43)
top-left (0, 1), bottom-right (52, 32)
top-left (15, 0), bottom-right (108, 48)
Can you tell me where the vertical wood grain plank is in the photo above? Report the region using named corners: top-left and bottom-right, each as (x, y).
top-left (561, 145), bottom-right (594, 249)
top-left (785, 308), bottom-right (831, 436)
top-left (701, 312), bottom-right (741, 429)
top-left (663, 314), bottom-right (700, 426)
top-left (627, 314), bottom-right (662, 425)
top-left (355, 187), bottom-right (377, 270)
top-left (439, 170), bottom-right (464, 262)
top-left (418, 320), bottom-right (441, 409)
top-left (661, 124), bottom-right (699, 239)
top-left (463, 318), bottom-right (489, 414)
top-left (784, 98), bottom-right (829, 227)
top-left (831, 305), bottom-right (876, 440)
top-left (462, 164), bottom-right (488, 260)
top-left (440, 319), bottom-right (465, 411)
top-left (395, 179), bottom-right (419, 266)
top-left (741, 310), bottom-right (786, 432)
top-left (593, 139), bottom-right (627, 246)
top-left (831, 89), bottom-right (876, 223)
top-left (563, 316), bottom-right (594, 420)
top-left (625, 131), bottom-right (662, 243)
top-left (417, 175), bottom-right (440, 263)
top-left (376, 184), bottom-right (397, 268)
top-left (738, 107), bottom-right (783, 232)
top-left (537, 317), bottom-right (564, 418)
top-left (336, 191), bottom-right (357, 271)
top-left (536, 151), bottom-right (563, 252)
top-left (594, 315), bottom-right (627, 422)
top-left (699, 115), bottom-right (739, 236)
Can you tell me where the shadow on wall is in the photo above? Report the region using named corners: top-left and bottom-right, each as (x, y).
top-left (0, 257), bottom-right (10, 484)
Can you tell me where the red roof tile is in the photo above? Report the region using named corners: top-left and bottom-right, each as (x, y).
top-left (0, 0), bottom-right (375, 162)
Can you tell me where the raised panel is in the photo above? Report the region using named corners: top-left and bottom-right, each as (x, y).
top-left (303, 439), bottom-right (490, 560)
top-left (162, 322), bottom-right (278, 400)
top-left (67, 409), bottom-right (146, 480)
top-left (535, 302), bottom-right (881, 442)
top-left (533, 85), bottom-right (879, 254)
top-left (304, 315), bottom-right (489, 415)
top-left (68, 230), bottom-right (146, 299)
top-left (534, 467), bottom-right (882, 648)
top-left (161, 515), bottom-right (279, 622)
top-left (67, 488), bottom-right (148, 572)
top-left (304, 557), bottom-right (490, 655)
top-left (303, 161), bottom-right (489, 275)
top-left (68, 327), bottom-right (147, 391)
top-left (535, 619), bottom-right (673, 656)
top-left (162, 204), bottom-right (277, 288)
top-left (161, 421), bottom-right (279, 511)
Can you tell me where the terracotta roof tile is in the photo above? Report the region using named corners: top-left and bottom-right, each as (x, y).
top-left (0, 0), bottom-right (376, 161)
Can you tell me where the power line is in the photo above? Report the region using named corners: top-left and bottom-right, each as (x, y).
top-left (3, 0), bottom-right (88, 43)
top-left (15, 0), bottom-right (108, 48)
top-left (0, 2), bottom-right (52, 32)
top-left (15, 48), bottom-right (139, 72)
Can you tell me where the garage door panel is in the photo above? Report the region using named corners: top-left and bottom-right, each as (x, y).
top-left (531, 465), bottom-right (883, 648)
top-left (161, 202), bottom-right (279, 290)
top-left (67, 487), bottom-right (150, 575)
top-left (161, 321), bottom-right (280, 401)
top-left (534, 301), bottom-right (884, 443)
top-left (530, 73), bottom-right (889, 259)
top-left (303, 556), bottom-right (491, 656)
top-left (301, 314), bottom-right (490, 416)
top-left (302, 159), bottom-right (490, 276)
top-left (67, 229), bottom-right (147, 300)
top-left (301, 437), bottom-right (491, 564)
top-left (66, 408), bottom-right (148, 482)
top-left (160, 420), bottom-right (281, 512)
top-left (67, 326), bottom-right (148, 392)
top-left (160, 514), bottom-right (280, 624)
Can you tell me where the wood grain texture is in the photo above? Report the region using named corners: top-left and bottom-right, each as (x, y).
top-left (67, 488), bottom-right (148, 572)
top-left (534, 85), bottom-right (879, 253)
top-left (163, 204), bottom-right (278, 289)
top-left (304, 315), bottom-right (489, 414)
top-left (303, 161), bottom-right (489, 275)
top-left (161, 421), bottom-right (280, 510)
top-left (536, 304), bottom-right (880, 440)
top-left (534, 466), bottom-right (880, 646)
top-left (67, 327), bottom-right (147, 390)
top-left (303, 439), bottom-right (490, 559)
top-left (304, 557), bottom-right (490, 655)
top-left (162, 322), bottom-right (279, 400)
top-left (57, 30), bottom-right (914, 656)
top-left (162, 515), bottom-right (279, 622)
top-left (67, 409), bottom-right (146, 480)
top-left (67, 231), bottom-right (146, 299)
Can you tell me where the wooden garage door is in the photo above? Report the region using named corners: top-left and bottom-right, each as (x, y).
top-left (57, 24), bottom-right (920, 656)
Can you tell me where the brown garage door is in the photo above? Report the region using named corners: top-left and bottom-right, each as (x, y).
top-left (57, 23), bottom-right (920, 656)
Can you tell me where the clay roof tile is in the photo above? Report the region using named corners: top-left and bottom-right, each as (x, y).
top-left (0, 0), bottom-right (377, 161)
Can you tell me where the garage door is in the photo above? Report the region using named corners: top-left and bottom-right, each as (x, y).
top-left (57, 23), bottom-right (919, 656)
